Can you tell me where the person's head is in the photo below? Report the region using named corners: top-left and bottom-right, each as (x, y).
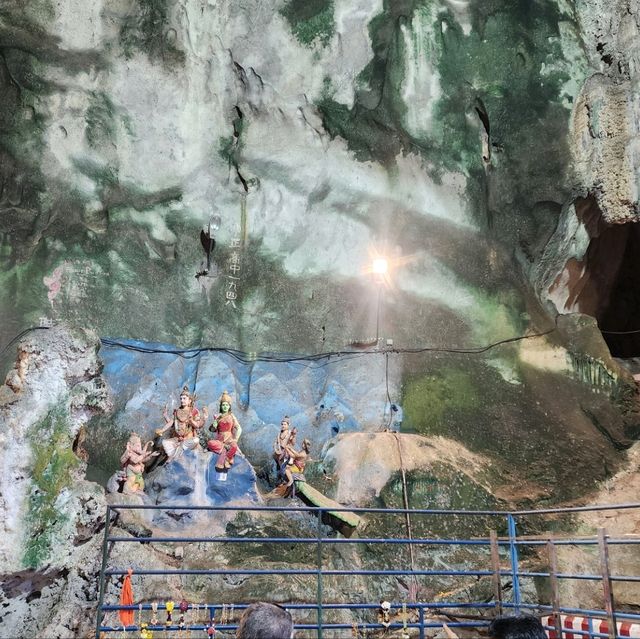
top-left (179, 386), bottom-right (193, 408)
top-left (127, 433), bottom-right (142, 452)
top-left (219, 390), bottom-right (233, 413)
top-left (236, 602), bottom-right (293, 639)
top-left (488, 615), bottom-right (546, 639)
top-left (302, 439), bottom-right (311, 453)
top-left (280, 417), bottom-right (290, 432)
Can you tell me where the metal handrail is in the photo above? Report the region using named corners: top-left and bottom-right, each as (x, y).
top-left (96, 502), bottom-right (640, 639)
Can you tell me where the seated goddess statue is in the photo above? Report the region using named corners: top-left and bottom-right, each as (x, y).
top-left (120, 433), bottom-right (159, 493)
top-left (155, 386), bottom-right (207, 461)
top-left (207, 390), bottom-right (242, 471)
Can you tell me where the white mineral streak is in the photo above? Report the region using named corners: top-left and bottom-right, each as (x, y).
top-left (443, 0), bottom-right (472, 35)
top-left (399, 5), bottom-right (442, 138)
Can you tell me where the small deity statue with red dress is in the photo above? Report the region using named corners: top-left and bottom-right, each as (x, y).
top-left (155, 386), bottom-right (207, 461)
top-left (207, 390), bottom-right (242, 471)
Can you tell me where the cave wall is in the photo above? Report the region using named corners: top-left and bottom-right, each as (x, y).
top-left (0, 0), bottom-right (608, 355)
top-left (2, 3), bottom-right (640, 630)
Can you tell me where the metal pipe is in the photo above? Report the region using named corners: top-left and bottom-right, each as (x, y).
top-left (106, 535), bottom-right (495, 544)
top-left (104, 568), bottom-right (496, 577)
top-left (101, 602), bottom-right (497, 611)
top-left (94, 506), bottom-right (112, 639)
top-left (504, 603), bottom-right (640, 621)
top-left (507, 514), bottom-right (521, 614)
top-left (514, 571), bottom-right (640, 582)
top-left (316, 508), bottom-right (323, 639)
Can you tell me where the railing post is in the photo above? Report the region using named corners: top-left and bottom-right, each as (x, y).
top-left (507, 514), bottom-right (521, 614)
top-left (316, 508), bottom-right (324, 639)
top-left (490, 530), bottom-right (503, 616)
top-left (597, 528), bottom-right (617, 639)
top-left (418, 605), bottom-right (425, 639)
top-left (547, 537), bottom-right (562, 639)
top-left (95, 506), bottom-right (112, 639)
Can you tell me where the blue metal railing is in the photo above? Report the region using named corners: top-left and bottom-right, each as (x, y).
top-left (96, 502), bottom-right (640, 639)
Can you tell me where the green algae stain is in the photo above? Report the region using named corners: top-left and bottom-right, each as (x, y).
top-left (377, 464), bottom-right (500, 537)
top-left (217, 107), bottom-right (245, 165)
top-left (433, 1), bottom-right (570, 172)
top-left (23, 403), bottom-right (79, 568)
top-left (218, 135), bottom-right (236, 164)
top-left (403, 367), bottom-right (480, 436)
top-left (281, 0), bottom-right (335, 47)
top-left (0, 48), bottom-right (51, 203)
top-left (119, 0), bottom-right (184, 65)
top-left (85, 92), bottom-right (117, 149)
top-left (317, 0), bottom-right (572, 182)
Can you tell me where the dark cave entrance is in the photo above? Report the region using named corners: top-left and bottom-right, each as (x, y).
top-left (559, 196), bottom-right (640, 358)
top-left (598, 222), bottom-right (640, 358)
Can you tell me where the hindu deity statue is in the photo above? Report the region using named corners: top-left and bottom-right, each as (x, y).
top-left (155, 386), bottom-right (207, 461)
top-left (283, 438), bottom-right (311, 487)
top-left (267, 437), bottom-right (312, 499)
top-left (120, 433), bottom-right (159, 493)
top-left (207, 390), bottom-right (242, 471)
top-left (273, 417), bottom-right (298, 479)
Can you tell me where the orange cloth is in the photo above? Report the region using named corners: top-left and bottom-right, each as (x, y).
top-left (119, 569), bottom-right (134, 626)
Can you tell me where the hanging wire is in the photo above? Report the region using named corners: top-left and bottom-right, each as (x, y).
top-left (1, 320), bottom-right (558, 368)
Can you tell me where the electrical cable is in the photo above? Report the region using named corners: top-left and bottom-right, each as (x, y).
top-left (99, 323), bottom-right (558, 365)
top-left (600, 328), bottom-right (640, 335)
top-left (392, 432), bottom-right (418, 603)
top-left (1, 322), bottom-right (558, 368)
top-left (0, 326), bottom-right (51, 358)
top-left (384, 352), bottom-right (393, 429)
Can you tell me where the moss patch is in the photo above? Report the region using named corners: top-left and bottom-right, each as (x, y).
top-left (316, 0), bottom-right (577, 255)
top-left (23, 402), bottom-right (79, 568)
top-left (280, 0), bottom-right (335, 47)
top-left (377, 464), bottom-right (502, 537)
top-left (119, 0), bottom-right (184, 65)
top-left (85, 91), bottom-right (117, 149)
top-left (403, 366), bottom-right (480, 433)
top-left (401, 352), bottom-right (630, 504)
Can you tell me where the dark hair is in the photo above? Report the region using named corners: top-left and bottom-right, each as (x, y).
top-left (236, 602), bottom-right (294, 639)
top-left (488, 615), bottom-right (546, 639)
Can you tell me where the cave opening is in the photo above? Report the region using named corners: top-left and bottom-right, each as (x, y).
top-left (559, 196), bottom-right (640, 358)
top-left (598, 221), bottom-right (640, 358)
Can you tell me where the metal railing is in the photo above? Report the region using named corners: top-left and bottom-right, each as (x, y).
top-left (96, 503), bottom-right (640, 638)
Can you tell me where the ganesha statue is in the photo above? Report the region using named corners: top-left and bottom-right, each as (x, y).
top-left (119, 432), bottom-right (159, 494)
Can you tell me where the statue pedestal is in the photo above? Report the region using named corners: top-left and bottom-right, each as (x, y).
top-left (141, 448), bottom-right (261, 530)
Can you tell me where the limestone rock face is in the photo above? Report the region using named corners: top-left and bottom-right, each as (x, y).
top-left (321, 432), bottom-right (497, 508)
top-left (0, 325), bottom-right (110, 572)
top-left (0, 325), bottom-right (111, 638)
top-left (1, 0), bottom-right (640, 630)
top-left (0, 0), bottom-right (598, 353)
top-left (571, 0), bottom-right (640, 223)
top-left (572, 73), bottom-right (640, 222)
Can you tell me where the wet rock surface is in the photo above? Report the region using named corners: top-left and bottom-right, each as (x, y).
top-left (145, 449), bottom-right (261, 528)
